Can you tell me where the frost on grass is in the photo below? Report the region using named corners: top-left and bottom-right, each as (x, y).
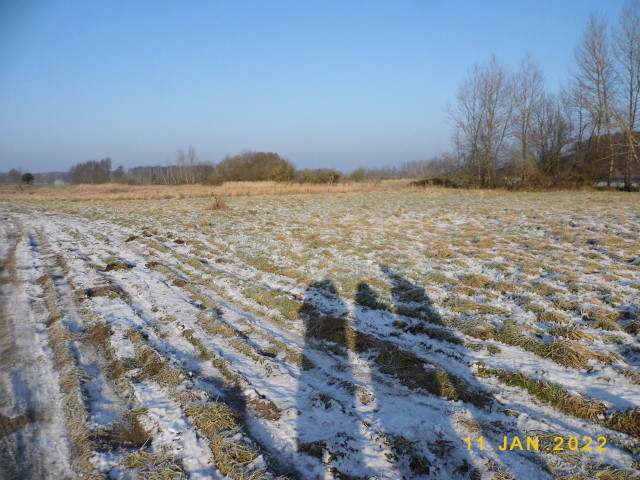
top-left (1, 190), bottom-right (639, 479)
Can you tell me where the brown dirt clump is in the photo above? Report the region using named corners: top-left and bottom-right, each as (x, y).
top-left (104, 260), bottom-right (134, 272)
top-left (0, 412), bottom-right (30, 436)
top-left (624, 321), bottom-right (640, 334)
top-left (85, 285), bottom-right (127, 298)
top-left (247, 398), bottom-right (281, 420)
top-left (101, 416), bottom-right (151, 449)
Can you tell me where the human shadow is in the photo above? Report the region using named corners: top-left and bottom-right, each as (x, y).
top-left (296, 279), bottom-right (374, 478)
top-left (296, 277), bottom-right (486, 478)
top-left (373, 267), bottom-right (486, 477)
top-left (296, 268), bottom-right (557, 479)
top-left (377, 266), bottom-right (562, 478)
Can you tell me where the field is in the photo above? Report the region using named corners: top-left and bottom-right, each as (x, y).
top-left (1, 187), bottom-right (639, 479)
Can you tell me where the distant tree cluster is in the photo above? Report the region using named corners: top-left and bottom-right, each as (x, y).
top-left (69, 158), bottom-right (112, 184)
top-left (0, 169), bottom-right (24, 185)
top-left (21, 173), bottom-right (34, 185)
top-left (214, 151), bottom-right (294, 182)
top-left (448, 4), bottom-right (640, 190)
top-left (62, 149), bottom-right (295, 185)
top-left (0, 169), bottom-right (66, 185)
top-left (295, 168), bottom-right (341, 184)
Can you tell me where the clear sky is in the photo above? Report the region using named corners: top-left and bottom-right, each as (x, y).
top-left (0, 0), bottom-right (629, 173)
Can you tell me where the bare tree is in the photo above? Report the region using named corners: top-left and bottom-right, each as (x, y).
top-left (449, 56), bottom-right (513, 187)
top-left (187, 146), bottom-right (198, 183)
top-left (572, 13), bottom-right (616, 184)
top-left (176, 149), bottom-right (187, 184)
top-left (531, 93), bottom-right (573, 178)
top-left (513, 54), bottom-right (545, 183)
top-left (613, 1), bottom-right (640, 190)
top-left (448, 66), bottom-right (484, 185)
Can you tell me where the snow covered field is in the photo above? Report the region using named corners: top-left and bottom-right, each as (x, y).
top-left (1, 189), bottom-right (639, 479)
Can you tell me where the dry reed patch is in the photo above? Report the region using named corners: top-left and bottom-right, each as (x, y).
top-left (424, 272), bottom-right (458, 285)
top-left (551, 298), bottom-right (581, 312)
top-left (1, 180), bottom-right (405, 203)
top-left (489, 282), bottom-right (519, 294)
top-left (426, 248), bottom-right (457, 259)
top-left (590, 319), bottom-right (623, 331)
top-left (86, 323), bottom-right (112, 349)
top-left (184, 403), bottom-right (240, 434)
top-left (460, 324), bottom-right (496, 341)
top-left (530, 282), bottom-right (560, 297)
top-left (585, 308), bottom-right (622, 323)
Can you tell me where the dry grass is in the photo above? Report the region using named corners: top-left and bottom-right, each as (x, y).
top-left (104, 414), bottom-right (151, 448)
top-left (122, 451), bottom-right (184, 479)
top-left (204, 195), bottom-right (228, 210)
top-left (0, 180), bottom-right (408, 202)
top-left (605, 409), bottom-right (640, 438)
top-left (185, 403), bottom-right (265, 479)
top-left (479, 366), bottom-right (640, 440)
top-left (30, 250), bottom-right (100, 478)
top-left (459, 274), bottom-right (493, 288)
top-left (548, 326), bottom-right (597, 341)
top-left (182, 329), bottom-right (214, 360)
top-left (493, 321), bottom-right (614, 369)
top-left (477, 366), bottom-right (606, 420)
top-left (0, 412), bottom-right (30, 436)
top-left (128, 332), bottom-right (184, 387)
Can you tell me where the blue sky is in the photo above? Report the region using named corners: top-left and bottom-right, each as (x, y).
top-left (0, 0), bottom-right (629, 173)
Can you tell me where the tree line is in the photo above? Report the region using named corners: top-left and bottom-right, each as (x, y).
top-left (58, 150), bottom-right (347, 186)
top-left (447, 3), bottom-right (640, 190)
top-left (3, 4), bottom-right (640, 191)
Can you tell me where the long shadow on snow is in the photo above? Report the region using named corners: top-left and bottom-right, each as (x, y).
top-left (296, 268), bottom-right (554, 479)
top-left (296, 276), bottom-right (484, 479)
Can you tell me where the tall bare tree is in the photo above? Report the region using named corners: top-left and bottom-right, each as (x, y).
top-left (513, 54), bottom-right (545, 183)
top-left (449, 56), bottom-right (513, 187)
top-left (572, 13), bottom-right (616, 184)
top-left (614, 1), bottom-right (640, 190)
top-left (187, 146), bottom-right (198, 183)
top-left (531, 93), bottom-right (573, 178)
top-left (449, 65), bottom-right (483, 185)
